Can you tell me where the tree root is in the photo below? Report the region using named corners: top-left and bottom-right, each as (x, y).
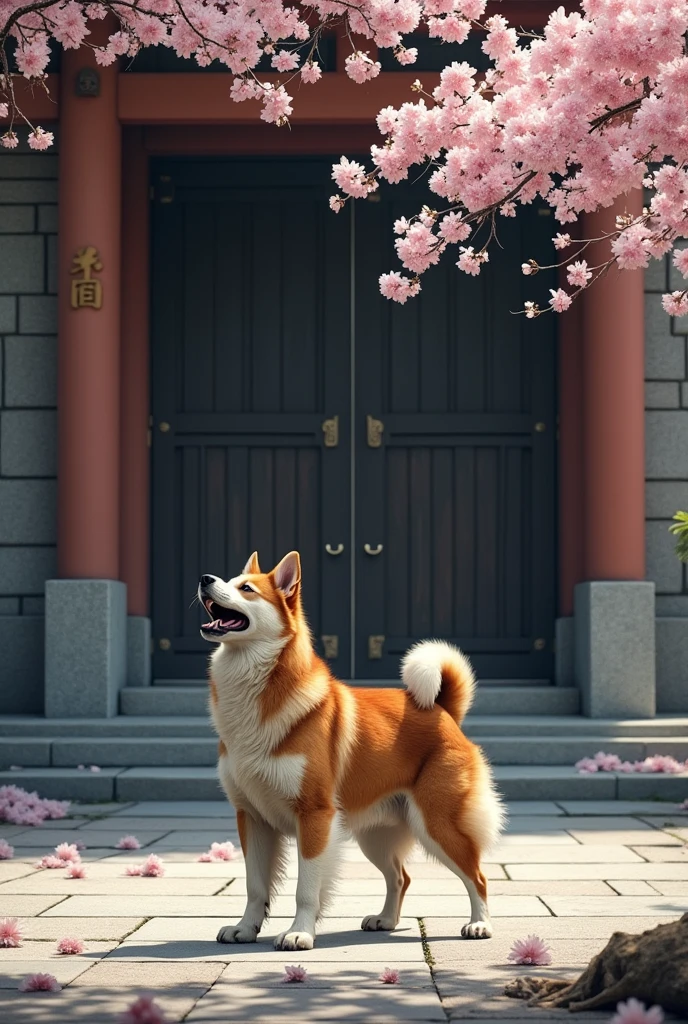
top-left (503, 913), bottom-right (688, 1015)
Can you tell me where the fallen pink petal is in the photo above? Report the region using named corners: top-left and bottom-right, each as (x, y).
top-left (283, 964), bottom-right (308, 983)
top-left (0, 917), bottom-right (23, 948)
top-left (0, 785), bottom-right (70, 827)
top-left (65, 863), bottom-right (87, 879)
top-left (125, 865), bottom-right (144, 876)
top-left (54, 842), bottom-right (81, 863)
top-left (0, 838), bottom-right (14, 859)
top-left (56, 936), bottom-right (85, 955)
top-left (611, 997), bottom-right (665, 1024)
top-left (116, 835), bottom-right (142, 850)
top-left (379, 967), bottom-right (400, 984)
top-left (35, 855), bottom-right (68, 870)
top-left (89, 765), bottom-right (101, 773)
top-left (507, 935), bottom-right (553, 966)
top-left (118, 994), bottom-right (170, 1023)
top-left (18, 972), bottom-right (61, 992)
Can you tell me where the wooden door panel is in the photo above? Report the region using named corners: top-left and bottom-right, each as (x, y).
top-left (151, 159), bottom-right (351, 680)
top-left (355, 192), bottom-right (556, 680)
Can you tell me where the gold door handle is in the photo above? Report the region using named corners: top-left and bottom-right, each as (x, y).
top-left (364, 543), bottom-right (383, 556)
top-left (325, 543), bottom-right (344, 556)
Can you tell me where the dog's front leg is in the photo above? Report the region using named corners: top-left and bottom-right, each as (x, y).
top-left (217, 808), bottom-right (286, 944)
top-left (275, 808), bottom-right (336, 952)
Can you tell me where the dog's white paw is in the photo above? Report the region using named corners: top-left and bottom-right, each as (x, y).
top-left (216, 924), bottom-right (258, 943)
top-left (361, 915), bottom-right (398, 932)
top-left (461, 920), bottom-right (493, 939)
top-left (274, 930), bottom-right (315, 951)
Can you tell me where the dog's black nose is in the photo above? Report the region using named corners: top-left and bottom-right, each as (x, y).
top-left (200, 575), bottom-right (216, 588)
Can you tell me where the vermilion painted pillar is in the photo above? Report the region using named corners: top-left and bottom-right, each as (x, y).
top-left (57, 31), bottom-right (121, 579)
top-left (46, 27), bottom-right (127, 717)
top-left (582, 192), bottom-right (646, 581)
top-left (575, 192), bottom-right (655, 718)
top-left (120, 128), bottom-right (150, 617)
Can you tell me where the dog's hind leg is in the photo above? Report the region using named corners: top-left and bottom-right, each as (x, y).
top-left (356, 821), bottom-right (416, 931)
top-left (217, 808), bottom-right (287, 944)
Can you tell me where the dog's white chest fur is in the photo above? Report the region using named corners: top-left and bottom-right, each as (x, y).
top-left (210, 642), bottom-right (315, 834)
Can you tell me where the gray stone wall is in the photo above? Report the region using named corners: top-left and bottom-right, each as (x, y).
top-left (645, 250), bottom-right (688, 711)
top-left (0, 139), bottom-right (58, 713)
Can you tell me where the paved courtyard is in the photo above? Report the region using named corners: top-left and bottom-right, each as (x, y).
top-left (0, 799), bottom-right (687, 1022)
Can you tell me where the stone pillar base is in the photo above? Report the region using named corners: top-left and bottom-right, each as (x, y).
top-left (45, 579), bottom-right (126, 718)
top-left (555, 617), bottom-right (574, 686)
top-left (127, 615), bottom-right (151, 687)
top-left (574, 581), bottom-right (656, 718)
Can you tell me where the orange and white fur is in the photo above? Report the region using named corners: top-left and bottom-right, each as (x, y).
top-left (199, 550), bottom-right (505, 952)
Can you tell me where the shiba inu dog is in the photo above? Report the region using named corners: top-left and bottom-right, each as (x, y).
top-left (199, 551), bottom-right (504, 951)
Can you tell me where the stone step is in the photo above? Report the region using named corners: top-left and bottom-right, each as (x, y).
top-left (123, 685), bottom-right (581, 717)
top-left (0, 713), bottom-right (686, 739)
top-left (3, 734), bottom-right (688, 769)
top-left (1, 765), bottom-right (686, 803)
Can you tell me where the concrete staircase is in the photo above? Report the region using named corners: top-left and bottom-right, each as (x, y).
top-left (1, 682), bottom-right (687, 803)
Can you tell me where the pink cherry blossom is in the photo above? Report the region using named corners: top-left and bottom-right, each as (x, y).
top-left (662, 292), bottom-right (688, 317)
top-left (345, 52), bottom-right (381, 84)
top-left (56, 936), bottom-right (85, 954)
top-left (329, 195), bottom-right (345, 213)
top-left (271, 49), bottom-right (299, 72)
top-left (35, 855), bottom-right (69, 869)
top-left (673, 249), bottom-right (688, 279)
top-left (507, 934), bottom-right (553, 966)
top-left (0, 785), bottom-right (70, 826)
top-left (116, 835), bottom-right (141, 850)
top-left (54, 843), bottom-right (81, 863)
top-left (610, 998), bottom-right (664, 1024)
top-left (0, 838), bottom-right (14, 859)
top-left (27, 128), bottom-right (54, 151)
top-left (128, 854), bottom-right (165, 877)
top-left (18, 972), bottom-right (61, 992)
top-left (379, 966), bottom-right (400, 983)
top-left (679, 799), bottom-right (688, 810)
top-left (553, 235), bottom-right (572, 251)
top-left (0, 918), bottom-right (23, 948)
top-left (301, 62), bottom-right (322, 84)
top-left (283, 964), bottom-right (308, 983)
top-left (566, 261), bottom-right (592, 288)
top-left (118, 995), bottom-right (169, 1023)
top-left (65, 862), bottom-right (87, 878)
top-left (548, 288), bottom-right (573, 313)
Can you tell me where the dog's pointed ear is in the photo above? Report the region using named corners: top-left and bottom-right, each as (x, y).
top-left (273, 551), bottom-right (301, 600)
top-left (243, 551), bottom-right (261, 575)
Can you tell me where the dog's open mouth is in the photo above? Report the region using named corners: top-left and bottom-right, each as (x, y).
top-left (201, 600), bottom-right (249, 636)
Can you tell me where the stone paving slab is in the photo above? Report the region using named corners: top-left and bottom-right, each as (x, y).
top-left (486, 844), bottom-right (645, 863)
top-left (9, 847), bottom-right (129, 862)
top-left (422, 916), bottom-right (673, 939)
top-left (0, 876), bottom-right (230, 896)
top-left (19, 917), bottom-right (145, 941)
top-left (0, 940), bottom-right (117, 960)
top-left (0, 895), bottom-right (68, 916)
top-left (539, 895), bottom-right (687, 916)
top-left (0, 863), bottom-right (36, 882)
top-left (629, 846), bottom-right (688, 861)
top-left (556, 800), bottom-right (688, 815)
top-left (8, 828), bottom-right (172, 848)
top-left (125, 917), bottom-right (426, 962)
top-left (0, 989), bottom-right (201, 1024)
top-left (503, 815), bottom-right (654, 832)
top-left (568, 828), bottom-right (682, 845)
top-left (645, 880), bottom-right (688, 895)
top-left (505, 861), bottom-right (688, 879)
top-left (110, 801), bottom-right (234, 817)
top-left (504, 802), bottom-right (564, 815)
top-left (0, 958), bottom-right (95, 987)
top-left (607, 880), bottom-right (661, 895)
top-left (80, 816), bottom-right (239, 832)
top-left (70, 960), bottom-right (224, 988)
top-left (185, 975), bottom-right (445, 1022)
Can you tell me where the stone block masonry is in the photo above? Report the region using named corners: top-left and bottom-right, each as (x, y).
top-left (0, 139), bottom-right (58, 713)
top-left (645, 251), bottom-right (688, 711)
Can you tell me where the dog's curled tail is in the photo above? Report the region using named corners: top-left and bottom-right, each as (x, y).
top-left (401, 640), bottom-right (476, 725)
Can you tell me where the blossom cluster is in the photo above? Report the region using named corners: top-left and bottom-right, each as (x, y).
top-left (2, 0), bottom-right (688, 315)
top-left (0, 784), bottom-right (70, 827)
top-left (575, 751), bottom-right (688, 775)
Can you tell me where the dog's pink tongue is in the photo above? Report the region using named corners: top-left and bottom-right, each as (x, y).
top-left (221, 617), bottom-right (240, 629)
top-left (204, 618), bottom-right (220, 629)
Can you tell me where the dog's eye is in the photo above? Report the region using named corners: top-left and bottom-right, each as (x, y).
top-left (239, 584), bottom-right (253, 593)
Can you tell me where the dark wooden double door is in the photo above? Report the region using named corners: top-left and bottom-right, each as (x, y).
top-left (151, 158), bottom-right (557, 682)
